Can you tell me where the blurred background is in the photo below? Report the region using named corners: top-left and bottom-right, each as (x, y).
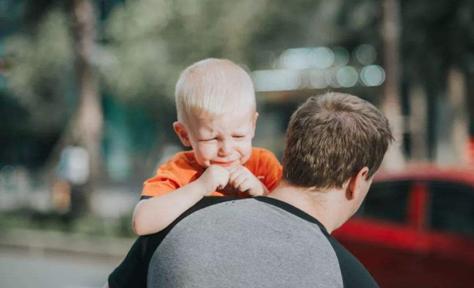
top-left (0, 0), bottom-right (473, 287)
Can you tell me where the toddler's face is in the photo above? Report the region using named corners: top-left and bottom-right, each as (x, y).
top-left (176, 109), bottom-right (257, 168)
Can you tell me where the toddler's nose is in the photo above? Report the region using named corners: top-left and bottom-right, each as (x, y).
top-left (218, 139), bottom-right (233, 156)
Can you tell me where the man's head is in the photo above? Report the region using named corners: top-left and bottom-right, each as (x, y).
top-left (172, 58), bottom-right (258, 168)
top-left (283, 92), bottom-right (392, 188)
top-left (283, 92), bottom-right (393, 221)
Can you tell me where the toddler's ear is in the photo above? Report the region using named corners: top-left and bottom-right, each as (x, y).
top-left (173, 121), bottom-right (191, 147)
top-left (251, 112), bottom-right (259, 137)
top-left (253, 112), bottom-right (259, 125)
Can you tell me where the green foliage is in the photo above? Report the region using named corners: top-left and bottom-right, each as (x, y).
top-left (402, 0), bottom-right (474, 83)
top-left (100, 0), bottom-right (270, 102)
top-left (5, 9), bottom-right (73, 133)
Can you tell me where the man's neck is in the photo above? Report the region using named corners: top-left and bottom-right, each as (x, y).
top-left (268, 181), bottom-right (347, 234)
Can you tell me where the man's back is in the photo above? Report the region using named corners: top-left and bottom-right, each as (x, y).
top-left (147, 197), bottom-right (377, 288)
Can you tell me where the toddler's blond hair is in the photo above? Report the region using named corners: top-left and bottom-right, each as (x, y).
top-left (175, 58), bottom-right (256, 123)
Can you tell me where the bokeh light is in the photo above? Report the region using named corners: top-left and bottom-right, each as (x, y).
top-left (308, 69), bottom-right (327, 89)
top-left (252, 69), bottom-right (301, 91)
top-left (354, 44), bottom-right (376, 65)
top-left (360, 65), bottom-right (385, 86)
top-left (278, 47), bottom-right (335, 70)
top-left (333, 46), bottom-right (350, 66)
top-left (336, 66), bottom-right (358, 87)
top-left (312, 47), bottom-right (335, 69)
top-left (278, 48), bottom-right (312, 69)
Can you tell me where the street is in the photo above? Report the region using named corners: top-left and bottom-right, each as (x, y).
top-left (0, 248), bottom-right (120, 288)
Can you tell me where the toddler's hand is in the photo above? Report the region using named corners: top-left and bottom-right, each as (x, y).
top-left (198, 165), bottom-right (230, 195)
top-left (228, 165), bottom-right (268, 196)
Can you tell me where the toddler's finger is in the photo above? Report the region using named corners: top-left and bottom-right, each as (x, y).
top-left (233, 173), bottom-right (249, 191)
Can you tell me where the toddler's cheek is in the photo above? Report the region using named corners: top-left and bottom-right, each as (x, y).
top-left (197, 146), bottom-right (217, 160)
top-left (239, 144), bottom-right (253, 163)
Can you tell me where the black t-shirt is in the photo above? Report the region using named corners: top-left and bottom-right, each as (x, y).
top-left (109, 196), bottom-right (379, 288)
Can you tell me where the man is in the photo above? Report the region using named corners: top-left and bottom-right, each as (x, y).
top-left (108, 92), bottom-right (393, 288)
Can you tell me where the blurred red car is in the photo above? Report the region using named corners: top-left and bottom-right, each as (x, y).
top-left (333, 166), bottom-right (474, 288)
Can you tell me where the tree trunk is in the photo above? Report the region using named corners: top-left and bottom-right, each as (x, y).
top-left (381, 0), bottom-right (405, 169)
top-left (69, 0), bottom-right (103, 212)
top-left (435, 68), bottom-right (469, 165)
top-left (409, 84), bottom-right (428, 161)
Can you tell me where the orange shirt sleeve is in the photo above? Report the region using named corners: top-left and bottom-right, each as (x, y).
top-left (244, 148), bottom-right (282, 193)
top-left (141, 152), bottom-right (202, 198)
top-left (141, 171), bottom-right (180, 197)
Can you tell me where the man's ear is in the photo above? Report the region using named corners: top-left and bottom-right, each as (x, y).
top-left (345, 167), bottom-right (370, 200)
top-left (173, 121), bottom-right (191, 147)
top-left (251, 112), bottom-right (259, 138)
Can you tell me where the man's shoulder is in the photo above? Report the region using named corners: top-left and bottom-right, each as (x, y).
top-left (143, 197), bottom-right (238, 260)
top-left (326, 236), bottom-right (380, 288)
top-left (148, 197), bottom-right (350, 288)
top-left (183, 196), bottom-right (237, 215)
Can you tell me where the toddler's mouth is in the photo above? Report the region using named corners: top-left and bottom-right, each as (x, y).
top-left (211, 160), bottom-right (238, 167)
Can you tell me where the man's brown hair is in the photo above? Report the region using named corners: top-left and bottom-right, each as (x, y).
top-left (283, 92), bottom-right (393, 189)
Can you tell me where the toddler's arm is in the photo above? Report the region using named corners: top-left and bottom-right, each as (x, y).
top-left (132, 165), bottom-right (229, 235)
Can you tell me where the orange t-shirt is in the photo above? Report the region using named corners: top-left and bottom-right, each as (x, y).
top-left (141, 147), bottom-right (282, 198)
